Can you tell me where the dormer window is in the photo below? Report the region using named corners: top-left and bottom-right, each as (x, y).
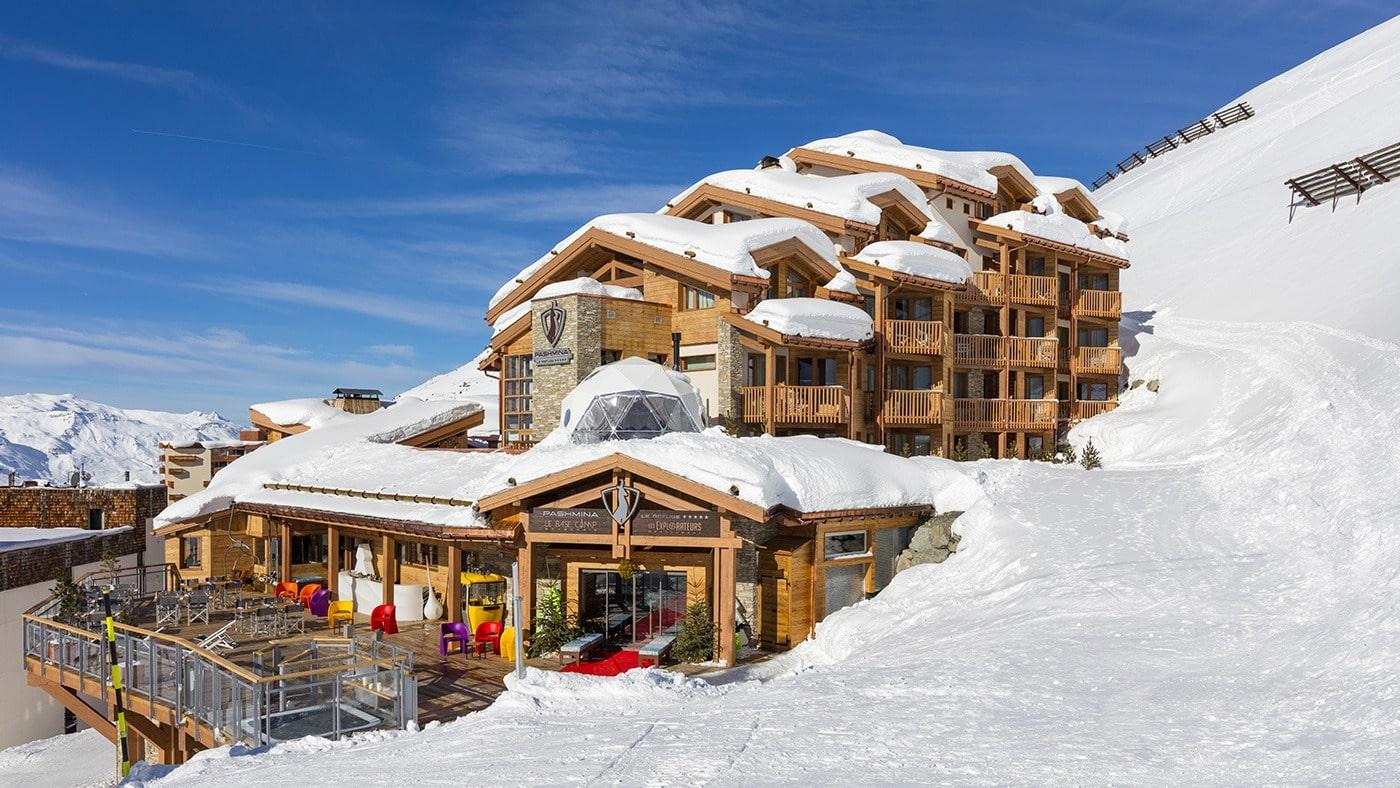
top-left (785, 271), bottom-right (809, 298)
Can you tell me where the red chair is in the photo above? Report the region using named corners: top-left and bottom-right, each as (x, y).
top-left (370, 604), bottom-right (398, 635)
top-left (274, 581), bottom-right (299, 601)
top-left (298, 583), bottom-right (322, 610)
top-left (473, 621), bottom-right (503, 656)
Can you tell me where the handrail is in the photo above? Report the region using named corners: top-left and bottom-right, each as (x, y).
top-left (884, 319), bottom-right (948, 355)
top-left (1073, 289), bottom-right (1122, 318)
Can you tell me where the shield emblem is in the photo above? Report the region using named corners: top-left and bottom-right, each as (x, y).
top-left (600, 480), bottom-right (642, 525)
top-left (540, 300), bottom-right (567, 347)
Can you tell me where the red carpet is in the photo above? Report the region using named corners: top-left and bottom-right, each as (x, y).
top-left (559, 648), bottom-right (640, 676)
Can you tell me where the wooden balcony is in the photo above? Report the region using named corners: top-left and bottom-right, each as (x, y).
top-left (1074, 401), bottom-right (1118, 420)
top-left (884, 319), bottom-right (949, 356)
top-left (1006, 336), bottom-right (1058, 368)
top-left (955, 272), bottom-right (1056, 307)
top-left (1073, 346), bottom-right (1123, 375)
top-left (1073, 289), bottom-right (1122, 319)
top-left (881, 390), bottom-right (948, 426)
top-left (954, 333), bottom-right (1004, 366)
top-left (953, 398), bottom-right (1058, 431)
top-left (740, 385), bottom-right (849, 425)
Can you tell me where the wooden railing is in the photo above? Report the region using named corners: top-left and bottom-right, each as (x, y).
top-left (882, 391), bottom-right (947, 425)
top-left (957, 271), bottom-right (1004, 305)
top-left (739, 385), bottom-right (849, 424)
top-left (1073, 289), bottom-right (1122, 319)
top-left (1006, 274), bottom-right (1057, 306)
top-left (1075, 401), bottom-right (1118, 420)
top-left (885, 320), bottom-right (949, 355)
top-left (1007, 336), bottom-right (1058, 368)
top-left (954, 399), bottom-right (1057, 431)
top-left (1073, 346), bottom-right (1123, 375)
top-left (954, 334), bottom-right (1004, 365)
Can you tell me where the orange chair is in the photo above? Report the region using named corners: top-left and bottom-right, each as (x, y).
top-left (370, 604), bottom-right (398, 635)
top-left (327, 600), bottom-right (354, 629)
top-left (298, 583), bottom-right (323, 609)
top-left (274, 581), bottom-right (299, 601)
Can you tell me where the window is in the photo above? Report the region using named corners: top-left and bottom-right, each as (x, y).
top-left (504, 353), bottom-right (534, 442)
top-left (87, 508), bottom-right (103, 530)
top-left (396, 542), bottom-right (440, 567)
top-left (1079, 273), bottom-right (1110, 290)
top-left (945, 197), bottom-right (954, 209)
top-left (727, 211), bottom-right (752, 223)
top-left (1077, 328), bottom-right (1110, 347)
top-left (861, 295), bottom-right (875, 318)
top-left (290, 534), bottom-right (327, 565)
top-left (181, 536), bottom-right (201, 569)
top-left (962, 202), bottom-right (970, 215)
top-left (682, 285), bottom-right (715, 310)
top-left (785, 271), bottom-right (809, 298)
top-left (1028, 256), bottom-right (1047, 276)
top-left (953, 372), bottom-right (969, 398)
top-left (888, 364), bottom-right (933, 390)
top-left (892, 296), bottom-right (933, 321)
top-left (1078, 382), bottom-right (1110, 401)
top-left (1028, 435), bottom-right (1045, 455)
top-left (1027, 316), bottom-right (1045, 337)
top-left (601, 349), bottom-right (621, 364)
top-left (824, 530), bottom-right (869, 560)
top-left (745, 354), bottom-right (766, 386)
top-left (1026, 375), bottom-right (1045, 400)
top-left (681, 354), bottom-right (716, 372)
top-left (874, 526), bottom-right (916, 590)
top-left (797, 357), bottom-right (837, 386)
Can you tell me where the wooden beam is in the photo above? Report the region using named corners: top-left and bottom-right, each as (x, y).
top-left (446, 542), bottom-right (462, 623)
top-left (718, 545), bottom-right (737, 666)
top-left (278, 520), bottom-right (292, 583)
top-left (326, 524), bottom-right (341, 596)
top-left (381, 534), bottom-right (395, 607)
top-left (26, 674), bottom-right (116, 744)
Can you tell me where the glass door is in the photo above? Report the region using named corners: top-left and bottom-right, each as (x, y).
top-left (579, 569), bottom-right (689, 642)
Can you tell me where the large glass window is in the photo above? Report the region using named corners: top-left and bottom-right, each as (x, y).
top-left (681, 354), bottom-right (716, 372)
top-left (893, 296), bottom-right (934, 321)
top-left (785, 271), bottom-right (809, 299)
top-left (1077, 328), bottom-right (1110, 347)
top-left (797, 357), bottom-right (837, 386)
top-left (824, 530), bottom-right (869, 560)
top-left (1078, 382), bottom-right (1110, 401)
top-left (504, 354), bottom-right (534, 443)
top-left (181, 536), bottom-right (201, 569)
top-left (682, 286), bottom-right (715, 310)
top-left (290, 534), bottom-right (327, 565)
top-left (579, 569), bottom-right (688, 641)
top-left (1026, 375), bottom-right (1045, 400)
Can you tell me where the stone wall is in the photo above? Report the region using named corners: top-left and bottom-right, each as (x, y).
top-left (0, 485), bottom-right (167, 529)
top-left (714, 320), bottom-right (745, 422)
top-left (531, 294), bottom-right (603, 435)
top-left (730, 516), bottom-right (778, 634)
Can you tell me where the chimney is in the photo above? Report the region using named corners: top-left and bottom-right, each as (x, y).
top-left (671, 332), bottom-right (682, 371)
top-left (6, 470), bottom-right (14, 487)
top-left (124, 471), bottom-right (131, 482)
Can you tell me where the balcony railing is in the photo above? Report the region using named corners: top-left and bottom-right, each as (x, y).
top-left (953, 399), bottom-right (1057, 431)
top-left (740, 385), bottom-right (849, 424)
top-left (884, 320), bottom-right (949, 355)
top-left (882, 390), bottom-right (948, 425)
top-left (955, 272), bottom-right (1057, 306)
top-left (954, 334), bottom-right (1004, 366)
top-left (1075, 401), bottom-right (1118, 420)
top-left (1073, 346), bottom-right (1123, 375)
top-left (1073, 289), bottom-right (1122, 319)
top-left (1007, 336), bottom-right (1058, 368)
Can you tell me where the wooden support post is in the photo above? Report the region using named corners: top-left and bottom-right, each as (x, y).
top-left (764, 345), bottom-right (776, 435)
top-left (874, 281), bottom-right (887, 443)
top-left (519, 536), bottom-right (534, 631)
top-left (277, 520), bottom-right (292, 584)
top-left (718, 546), bottom-right (737, 667)
top-left (446, 542), bottom-right (463, 623)
top-left (326, 525), bottom-right (341, 596)
top-left (847, 349), bottom-right (858, 440)
top-left (381, 534), bottom-right (395, 607)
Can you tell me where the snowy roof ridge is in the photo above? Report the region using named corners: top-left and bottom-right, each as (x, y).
top-left (792, 130), bottom-right (1036, 195)
top-left (851, 241), bottom-right (973, 286)
top-left (490, 214), bottom-right (839, 310)
top-left (743, 297), bottom-right (874, 342)
top-left (985, 195), bottom-right (1130, 262)
top-left (667, 168), bottom-right (932, 227)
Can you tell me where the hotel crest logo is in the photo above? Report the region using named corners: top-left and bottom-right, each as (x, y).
top-left (540, 300), bottom-right (566, 347)
top-left (601, 480), bottom-right (642, 526)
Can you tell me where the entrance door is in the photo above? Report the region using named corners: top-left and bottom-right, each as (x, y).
top-left (579, 569), bottom-right (687, 643)
top-left (758, 572), bottom-right (789, 647)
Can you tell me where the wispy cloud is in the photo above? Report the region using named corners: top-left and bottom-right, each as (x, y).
top-left (189, 279), bottom-right (473, 330)
top-left (0, 35), bottom-right (205, 90)
top-left (269, 181), bottom-right (685, 222)
top-left (365, 343), bottom-right (415, 358)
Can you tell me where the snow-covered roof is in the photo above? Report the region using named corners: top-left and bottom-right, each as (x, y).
top-left (743, 298), bottom-right (874, 342)
top-left (823, 270), bottom-right (861, 296)
top-left (793, 130), bottom-right (1035, 195)
top-left (157, 398), bottom-right (489, 530)
top-left (852, 241), bottom-right (972, 286)
top-left (1033, 175), bottom-right (1091, 197)
top-left (916, 212), bottom-right (966, 249)
top-left (0, 526), bottom-right (133, 554)
top-left (1092, 210), bottom-right (1129, 237)
top-left (668, 167), bottom-right (932, 227)
top-left (162, 439), bottom-right (263, 450)
top-left (985, 197), bottom-right (1130, 261)
top-left (534, 276), bottom-right (642, 303)
top-left (490, 214), bottom-right (839, 309)
top-left (247, 398), bottom-right (353, 430)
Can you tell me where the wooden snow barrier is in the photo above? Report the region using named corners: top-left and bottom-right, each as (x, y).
top-left (1091, 101), bottom-right (1255, 190)
top-left (1284, 141), bottom-right (1400, 220)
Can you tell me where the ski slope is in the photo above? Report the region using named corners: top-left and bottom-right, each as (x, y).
top-left (0, 393), bottom-right (240, 485)
top-left (397, 349), bottom-right (500, 436)
top-left (1097, 15), bottom-right (1400, 343)
top-left (132, 311), bottom-right (1400, 785)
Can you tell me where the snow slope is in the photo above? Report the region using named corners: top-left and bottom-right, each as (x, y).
top-left (0, 728), bottom-right (114, 787)
top-left (134, 311), bottom-right (1400, 785)
top-left (1096, 15), bottom-right (1400, 343)
top-left (0, 393), bottom-right (240, 485)
top-left (397, 349), bottom-right (499, 436)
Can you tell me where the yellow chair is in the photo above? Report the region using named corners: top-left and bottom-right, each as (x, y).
top-left (327, 600), bottom-right (355, 629)
top-left (499, 626), bottom-right (516, 662)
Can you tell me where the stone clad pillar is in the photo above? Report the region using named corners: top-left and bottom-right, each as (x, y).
top-left (531, 294), bottom-right (603, 436)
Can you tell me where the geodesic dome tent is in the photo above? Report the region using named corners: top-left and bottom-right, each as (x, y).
top-left (560, 357), bottom-right (705, 443)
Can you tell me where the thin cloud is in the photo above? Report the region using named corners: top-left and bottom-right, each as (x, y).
top-left (190, 279), bottom-right (472, 331)
top-left (270, 181), bottom-right (686, 221)
top-left (365, 343), bottom-right (415, 358)
top-left (0, 35), bottom-right (204, 90)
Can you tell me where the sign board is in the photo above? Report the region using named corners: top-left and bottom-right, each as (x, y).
top-left (632, 510), bottom-right (722, 538)
top-left (530, 508), bottom-right (611, 535)
top-left (533, 347), bottom-right (573, 366)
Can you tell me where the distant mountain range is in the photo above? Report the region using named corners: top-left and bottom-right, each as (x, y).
top-left (0, 393), bottom-right (241, 485)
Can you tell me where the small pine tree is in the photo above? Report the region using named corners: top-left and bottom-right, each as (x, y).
top-left (1080, 439), bottom-right (1103, 470)
top-left (528, 583), bottom-right (581, 657)
top-left (950, 439), bottom-right (968, 462)
top-left (50, 573), bottom-right (86, 625)
top-left (671, 597), bottom-right (715, 663)
top-left (1056, 442), bottom-right (1077, 465)
top-left (974, 435), bottom-right (992, 460)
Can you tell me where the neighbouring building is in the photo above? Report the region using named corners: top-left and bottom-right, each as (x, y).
top-left (159, 435), bottom-right (265, 502)
top-left (479, 130), bottom-right (1129, 458)
top-left (247, 388), bottom-right (386, 442)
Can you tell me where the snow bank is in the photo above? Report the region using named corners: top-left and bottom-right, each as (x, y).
top-left (533, 276), bottom-right (642, 302)
top-left (491, 214), bottom-right (837, 309)
top-left (0, 729), bottom-right (113, 787)
top-left (247, 397), bottom-right (352, 430)
top-left (668, 168), bottom-right (931, 226)
top-left (743, 298), bottom-right (873, 341)
top-left (397, 349), bottom-right (500, 437)
top-left (852, 240), bottom-right (972, 285)
top-left (1095, 15), bottom-right (1400, 340)
top-left (0, 525), bottom-right (132, 553)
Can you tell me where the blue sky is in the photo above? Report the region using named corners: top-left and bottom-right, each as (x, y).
top-left (1, 1), bottom-right (1394, 420)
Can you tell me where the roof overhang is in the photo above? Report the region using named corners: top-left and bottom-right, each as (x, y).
top-left (247, 408), bottom-right (309, 436)
top-left (974, 221), bottom-right (1130, 269)
top-left (786, 147), bottom-right (994, 201)
top-left (988, 164), bottom-right (1038, 204)
top-left (840, 254), bottom-right (967, 292)
top-left (663, 183), bottom-right (877, 240)
top-left (722, 312), bottom-right (868, 351)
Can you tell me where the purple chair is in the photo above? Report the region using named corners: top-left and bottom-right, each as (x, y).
top-left (309, 589), bottom-right (331, 618)
top-left (440, 622), bottom-right (471, 656)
